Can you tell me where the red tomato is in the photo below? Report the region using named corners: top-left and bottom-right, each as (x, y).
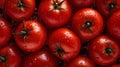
top-left (38, 0), bottom-right (71, 28)
top-left (65, 56), bottom-right (95, 67)
top-left (107, 11), bottom-right (120, 41)
top-left (14, 20), bottom-right (47, 52)
top-left (0, 18), bottom-right (11, 47)
top-left (48, 28), bottom-right (81, 61)
top-left (95, 0), bottom-right (120, 18)
top-left (70, 0), bottom-right (94, 9)
top-left (111, 64), bottom-right (120, 67)
top-left (88, 35), bottom-right (119, 66)
top-left (5, 0), bottom-right (35, 21)
top-left (0, 45), bottom-right (21, 67)
top-left (72, 8), bottom-right (104, 42)
top-left (22, 50), bottom-right (58, 67)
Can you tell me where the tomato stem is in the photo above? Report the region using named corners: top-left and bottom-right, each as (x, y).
top-left (109, 2), bottom-right (116, 10)
top-left (17, 0), bottom-right (30, 12)
top-left (53, 0), bottom-right (64, 10)
top-left (0, 55), bottom-right (8, 67)
top-left (17, 23), bottom-right (31, 43)
top-left (55, 45), bottom-right (65, 56)
top-left (82, 20), bottom-right (94, 34)
top-left (103, 43), bottom-right (115, 57)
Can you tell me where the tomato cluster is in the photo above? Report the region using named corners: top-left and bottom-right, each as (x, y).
top-left (0, 0), bottom-right (120, 67)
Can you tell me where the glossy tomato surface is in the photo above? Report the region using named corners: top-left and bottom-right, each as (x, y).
top-left (0, 18), bottom-right (11, 47)
top-left (38, 0), bottom-right (71, 28)
top-left (22, 50), bottom-right (58, 67)
top-left (66, 56), bottom-right (95, 67)
top-left (5, 0), bottom-right (35, 21)
top-left (70, 0), bottom-right (94, 9)
top-left (48, 28), bottom-right (81, 61)
top-left (95, 0), bottom-right (120, 18)
top-left (0, 45), bottom-right (21, 67)
top-left (72, 8), bottom-right (104, 42)
top-left (107, 11), bottom-right (120, 41)
top-left (88, 35), bottom-right (119, 66)
top-left (14, 20), bottom-right (47, 52)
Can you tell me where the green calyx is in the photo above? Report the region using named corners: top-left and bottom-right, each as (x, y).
top-left (0, 55), bottom-right (8, 67)
top-left (54, 45), bottom-right (65, 56)
top-left (102, 43), bottom-right (115, 57)
top-left (82, 19), bottom-right (94, 34)
top-left (17, 23), bottom-right (31, 42)
top-left (109, 2), bottom-right (116, 10)
top-left (52, 0), bottom-right (64, 10)
top-left (17, 0), bottom-right (30, 12)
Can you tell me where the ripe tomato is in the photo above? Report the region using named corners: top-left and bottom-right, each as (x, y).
top-left (22, 50), bottom-right (59, 67)
top-left (5, 0), bottom-right (35, 21)
top-left (107, 11), bottom-right (120, 41)
top-left (70, 0), bottom-right (94, 9)
top-left (38, 0), bottom-right (71, 28)
top-left (0, 45), bottom-right (21, 67)
top-left (95, 0), bottom-right (120, 18)
top-left (72, 8), bottom-right (104, 42)
top-left (88, 35), bottom-right (119, 66)
top-left (48, 28), bottom-right (81, 61)
top-left (65, 56), bottom-right (95, 67)
top-left (0, 18), bottom-right (11, 47)
top-left (14, 20), bottom-right (47, 52)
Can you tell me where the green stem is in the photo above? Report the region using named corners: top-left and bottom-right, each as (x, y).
top-left (16, 23), bottom-right (31, 43)
top-left (55, 45), bottom-right (65, 57)
top-left (103, 43), bottom-right (115, 57)
top-left (17, 0), bottom-right (30, 12)
top-left (52, 0), bottom-right (64, 10)
top-left (0, 55), bottom-right (8, 67)
top-left (82, 20), bottom-right (94, 34)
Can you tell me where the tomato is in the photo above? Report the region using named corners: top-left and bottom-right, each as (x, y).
top-left (70, 0), bottom-right (94, 9)
top-left (14, 20), bottom-right (47, 52)
top-left (111, 64), bottom-right (120, 67)
top-left (0, 18), bottom-right (11, 48)
top-left (5, 0), bottom-right (35, 21)
top-left (48, 28), bottom-right (81, 61)
top-left (95, 0), bottom-right (120, 18)
top-left (0, 45), bottom-right (21, 67)
top-left (72, 8), bottom-right (104, 42)
top-left (22, 50), bottom-right (58, 67)
top-left (65, 56), bottom-right (95, 67)
top-left (88, 35), bottom-right (119, 66)
top-left (38, 0), bottom-right (71, 28)
top-left (107, 11), bottom-right (120, 41)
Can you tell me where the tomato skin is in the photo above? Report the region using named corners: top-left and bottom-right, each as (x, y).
top-left (38, 0), bottom-right (71, 28)
top-left (0, 18), bottom-right (11, 47)
top-left (66, 56), bottom-right (95, 67)
top-left (72, 8), bottom-right (104, 42)
top-left (95, 0), bottom-right (120, 18)
top-left (88, 35), bottom-right (119, 66)
top-left (111, 64), bottom-right (120, 67)
top-left (0, 45), bottom-right (21, 67)
top-left (22, 50), bottom-right (58, 67)
top-left (14, 20), bottom-right (47, 52)
top-left (107, 11), bottom-right (120, 41)
top-left (70, 0), bottom-right (94, 9)
top-left (48, 28), bottom-right (81, 61)
top-left (5, 0), bottom-right (35, 21)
